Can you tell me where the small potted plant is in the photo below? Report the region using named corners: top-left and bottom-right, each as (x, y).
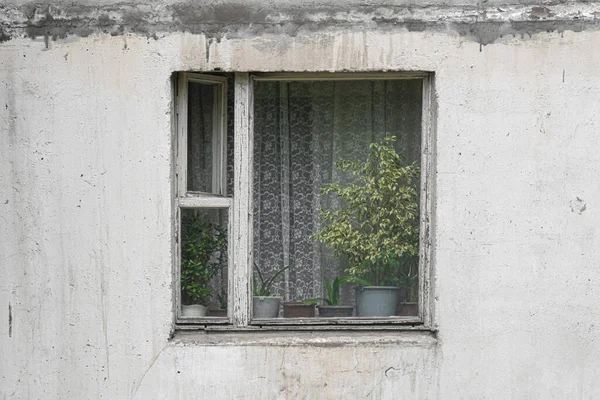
top-left (253, 263), bottom-right (292, 318)
top-left (398, 261), bottom-right (419, 316)
top-left (304, 276), bottom-right (366, 317)
top-left (180, 213), bottom-right (227, 317)
top-left (208, 290), bottom-right (228, 317)
top-left (282, 301), bottom-right (316, 318)
top-left (314, 135), bottom-right (420, 317)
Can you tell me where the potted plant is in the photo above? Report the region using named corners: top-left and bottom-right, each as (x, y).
top-left (313, 135), bottom-right (420, 317)
top-left (282, 301), bottom-right (316, 318)
top-left (304, 276), bottom-right (366, 317)
top-left (180, 213), bottom-right (227, 317)
top-left (253, 263), bottom-right (292, 318)
top-left (398, 261), bottom-right (419, 316)
top-left (208, 290), bottom-right (228, 317)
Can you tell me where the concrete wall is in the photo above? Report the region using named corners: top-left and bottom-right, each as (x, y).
top-left (2, 1), bottom-right (600, 398)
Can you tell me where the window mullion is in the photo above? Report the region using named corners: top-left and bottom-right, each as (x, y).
top-left (232, 73), bottom-right (253, 326)
top-left (178, 197), bottom-right (232, 208)
top-left (419, 73), bottom-right (435, 329)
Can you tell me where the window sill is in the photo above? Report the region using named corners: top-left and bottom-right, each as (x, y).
top-left (171, 326), bottom-right (437, 347)
top-left (176, 317), bottom-right (425, 327)
top-left (250, 317), bottom-right (422, 325)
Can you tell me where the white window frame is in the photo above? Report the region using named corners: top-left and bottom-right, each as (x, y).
top-left (177, 73), bottom-right (228, 197)
top-left (174, 72), bottom-right (436, 331)
top-left (175, 73), bottom-right (232, 325)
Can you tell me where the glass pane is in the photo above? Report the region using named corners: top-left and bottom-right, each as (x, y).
top-left (252, 79), bottom-right (421, 318)
top-left (180, 208), bottom-right (228, 318)
top-left (187, 82), bottom-right (220, 193)
top-left (225, 74), bottom-right (235, 197)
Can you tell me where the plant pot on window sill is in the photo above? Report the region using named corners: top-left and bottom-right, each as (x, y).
top-left (317, 305), bottom-right (354, 318)
top-left (207, 308), bottom-right (227, 317)
top-left (398, 302), bottom-right (418, 316)
top-left (253, 296), bottom-right (282, 318)
top-left (355, 286), bottom-right (399, 317)
top-left (283, 302), bottom-right (315, 318)
top-left (181, 304), bottom-right (208, 317)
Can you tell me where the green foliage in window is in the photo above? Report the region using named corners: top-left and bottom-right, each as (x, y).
top-left (253, 262), bottom-right (292, 297)
top-left (399, 261), bottom-right (419, 302)
top-left (313, 135), bottom-right (420, 286)
top-left (304, 275), bottom-right (371, 306)
top-left (217, 290), bottom-right (227, 310)
top-left (180, 213), bottom-right (227, 305)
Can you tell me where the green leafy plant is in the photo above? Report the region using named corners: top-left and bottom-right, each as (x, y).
top-left (313, 135), bottom-right (420, 286)
top-left (253, 262), bottom-right (292, 297)
top-left (180, 213), bottom-right (227, 305)
top-left (304, 276), bottom-right (371, 306)
top-left (399, 260), bottom-right (419, 302)
top-left (217, 290), bottom-right (227, 310)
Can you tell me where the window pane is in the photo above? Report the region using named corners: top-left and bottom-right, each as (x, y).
top-left (252, 79), bottom-right (421, 318)
top-left (187, 82), bottom-right (220, 193)
top-left (225, 75), bottom-right (235, 197)
top-left (180, 208), bottom-right (228, 318)
top-left (186, 78), bottom-right (235, 196)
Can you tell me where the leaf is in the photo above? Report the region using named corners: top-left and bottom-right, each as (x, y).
top-left (343, 276), bottom-right (373, 286)
top-left (253, 263), bottom-right (292, 296)
top-left (263, 264), bottom-right (292, 294)
top-left (312, 135), bottom-right (420, 285)
top-left (180, 213), bottom-right (227, 304)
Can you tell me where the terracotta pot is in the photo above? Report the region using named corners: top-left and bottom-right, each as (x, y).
top-left (317, 305), bottom-right (354, 318)
top-left (282, 302), bottom-right (315, 318)
top-left (399, 302), bottom-right (418, 316)
top-left (207, 309), bottom-right (227, 317)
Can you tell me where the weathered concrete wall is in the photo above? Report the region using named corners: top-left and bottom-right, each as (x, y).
top-left (2, 1), bottom-right (600, 45)
top-left (2, 2), bottom-right (600, 399)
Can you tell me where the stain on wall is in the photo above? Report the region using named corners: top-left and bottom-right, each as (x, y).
top-left (8, 303), bottom-right (12, 338)
top-left (1, 2), bottom-right (600, 45)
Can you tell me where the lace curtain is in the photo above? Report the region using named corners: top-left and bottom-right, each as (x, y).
top-left (253, 79), bottom-right (423, 303)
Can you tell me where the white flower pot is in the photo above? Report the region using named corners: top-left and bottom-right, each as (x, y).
top-left (181, 304), bottom-right (208, 317)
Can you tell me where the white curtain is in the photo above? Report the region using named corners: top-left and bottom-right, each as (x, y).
top-left (252, 79), bottom-right (422, 303)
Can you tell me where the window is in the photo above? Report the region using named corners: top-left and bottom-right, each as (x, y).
top-left (175, 72), bottom-right (434, 329)
top-left (175, 73), bottom-right (232, 323)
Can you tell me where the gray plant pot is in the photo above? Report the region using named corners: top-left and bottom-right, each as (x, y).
top-left (355, 286), bottom-right (399, 317)
top-left (317, 305), bottom-right (354, 318)
top-left (253, 296), bottom-right (282, 318)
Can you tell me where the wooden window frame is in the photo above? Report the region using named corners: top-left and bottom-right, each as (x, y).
top-left (175, 73), bottom-right (232, 325)
top-left (174, 72), bottom-right (436, 331)
top-left (177, 73), bottom-right (228, 197)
